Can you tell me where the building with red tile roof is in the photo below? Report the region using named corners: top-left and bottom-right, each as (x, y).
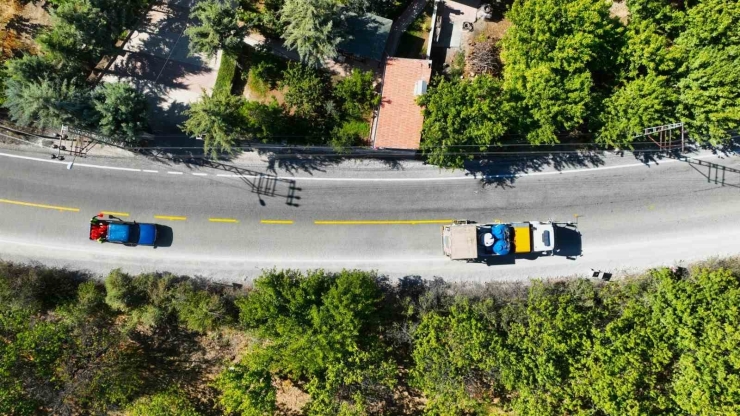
top-left (373, 58), bottom-right (432, 150)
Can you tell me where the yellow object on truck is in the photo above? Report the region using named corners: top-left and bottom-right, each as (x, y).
top-left (513, 225), bottom-right (532, 254)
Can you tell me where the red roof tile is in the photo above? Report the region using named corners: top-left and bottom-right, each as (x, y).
top-left (373, 58), bottom-right (432, 150)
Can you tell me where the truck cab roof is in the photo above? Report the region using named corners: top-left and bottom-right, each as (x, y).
top-left (106, 222), bottom-right (157, 245)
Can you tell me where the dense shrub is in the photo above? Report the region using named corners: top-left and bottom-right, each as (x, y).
top-left (214, 53), bottom-right (238, 95)
top-left (330, 118), bottom-right (370, 150)
top-left (334, 69), bottom-right (379, 118)
top-left (4, 259), bottom-right (740, 415)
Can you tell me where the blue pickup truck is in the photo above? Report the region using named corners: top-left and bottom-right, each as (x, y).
top-left (89, 216), bottom-right (158, 246)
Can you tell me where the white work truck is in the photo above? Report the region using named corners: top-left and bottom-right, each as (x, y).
top-left (442, 220), bottom-right (556, 260)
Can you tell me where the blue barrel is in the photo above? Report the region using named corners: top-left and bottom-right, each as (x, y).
top-left (493, 239), bottom-right (510, 255)
top-left (492, 224), bottom-right (508, 240)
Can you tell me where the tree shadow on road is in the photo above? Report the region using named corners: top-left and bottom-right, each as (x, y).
top-left (257, 148), bottom-right (408, 176)
top-left (462, 151), bottom-right (606, 188)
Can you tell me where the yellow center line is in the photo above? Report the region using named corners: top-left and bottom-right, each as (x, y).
top-left (154, 215), bottom-right (187, 221)
top-left (100, 211), bottom-right (129, 217)
top-left (209, 218), bottom-right (240, 223)
top-left (261, 220), bottom-right (294, 224)
top-left (0, 198), bottom-right (79, 212)
top-left (314, 219), bottom-right (454, 225)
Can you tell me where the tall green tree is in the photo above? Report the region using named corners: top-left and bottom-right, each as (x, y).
top-left (280, 0), bottom-right (340, 67)
top-left (3, 77), bottom-right (87, 130)
top-left (4, 54), bottom-right (77, 85)
top-left (576, 283), bottom-right (675, 415)
top-left (501, 0), bottom-right (623, 144)
top-left (38, 0), bottom-right (144, 65)
top-left (38, 0), bottom-right (115, 64)
top-left (677, 46), bottom-right (740, 144)
top-left (597, 73), bottom-right (677, 147)
top-left (411, 299), bottom-right (499, 415)
top-left (235, 269), bottom-right (396, 414)
top-left (92, 82), bottom-right (149, 141)
top-left (181, 90), bottom-right (246, 157)
top-left (621, 20), bottom-right (680, 79)
top-left (673, 0), bottom-right (740, 143)
top-left (185, 0), bottom-right (248, 59)
top-left (661, 267), bottom-right (740, 415)
top-left (418, 75), bottom-right (513, 168)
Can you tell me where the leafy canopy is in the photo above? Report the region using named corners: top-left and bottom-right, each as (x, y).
top-left (501, 0), bottom-right (622, 144)
top-left (418, 75), bottom-right (513, 168)
top-left (233, 269), bottom-right (396, 414)
top-left (185, 0), bottom-right (248, 59)
top-left (3, 77), bottom-right (86, 130)
top-left (181, 90), bottom-right (246, 158)
top-left (280, 62), bottom-right (331, 118)
top-left (597, 73), bottom-right (677, 148)
top-left (92, 82), bottom-right (149, 142)
top-left (280, 0), bottom-right (340, 67)
top-left (333, 69), bottom-right (379, 118)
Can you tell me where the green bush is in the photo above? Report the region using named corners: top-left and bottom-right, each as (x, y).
top-left (247, 60), bottom-right (277, 97)
top-left (214, 53), bottom-right (238, 95)
top-left (172, 282), bottom-right (228, 332)
top-left (0, 262), bottom-right (87, 312)
top-left (280, 62), bottom-right (330, 118)
top-left (214, 347), bottom-right (276, 416)
top-left (334, 69), bottom-right (379, 118)
top-left (3, 259), bottom-right (740, 415)
top-left (234, 269), bottom-right (396, 412)
top-left (330, 119), bottom-right (369, 151)
top-left (126, 389), bottom-right (201, 416)
top-left (92, 82), bottom-right (149, 141)
top-left (104, 269), bottom-right (146, 312)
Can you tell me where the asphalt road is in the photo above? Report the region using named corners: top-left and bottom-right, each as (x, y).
top-left (1, 147), bottom-right (740, 282)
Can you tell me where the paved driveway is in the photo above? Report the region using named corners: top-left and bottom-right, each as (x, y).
top-left (100, 0), bottom-right (221, 133)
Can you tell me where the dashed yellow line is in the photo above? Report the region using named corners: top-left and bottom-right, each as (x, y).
top-left (209, 218), bottom-right (239, 223)
top-left (154, 215), bottom-right (187, 221)
top-left (0, 198), bottom-right (79, 212)
top-left (101, 211), bottom-right (129, 217)
top-left (261, 220), bottom-right (294, 224)
top-left (314, 219), bottom-right (453, 225)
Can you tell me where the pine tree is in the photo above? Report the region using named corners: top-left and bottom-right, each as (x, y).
top-left (3, 77), bottom-right (86, 130)
top-left (185, 0), bottom-right (247, 59)
top-left (280, 0), bottom-right (340, 67)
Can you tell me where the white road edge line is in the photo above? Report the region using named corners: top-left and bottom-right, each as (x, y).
top-left (69, 163), bottom-right (141, 172)
top-left (0, 151), bottom-right (720, 182)
top-left (0, 238), bottom-right (443, 263)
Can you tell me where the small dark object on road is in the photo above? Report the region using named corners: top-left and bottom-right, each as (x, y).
top-left (591, 269), bottom-right (612, 281)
